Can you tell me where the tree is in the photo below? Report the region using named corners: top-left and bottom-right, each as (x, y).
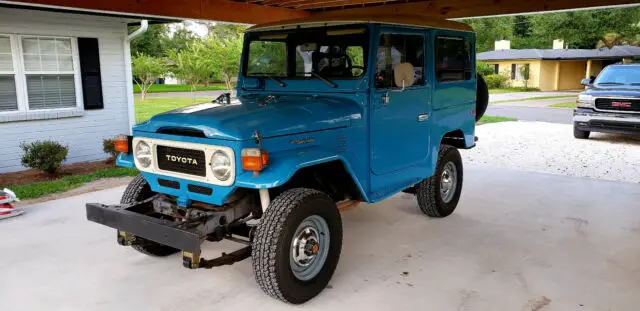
top-left (167, 41), bottom-right (216, 103)
top-left (209, 24), bottom-right (246, 41)
top-left (164, 26), bottom-right (197, 52)
top-left (462, 16), bottom-right (514, 52)
top-left (208, 38), bottom-right (242, 92)
top-left (131, 53), bottom-right (168, 101)
top-left (130, 24), bottom-right (169, 57)
top-left (477, 62), bottom-right (495, 76)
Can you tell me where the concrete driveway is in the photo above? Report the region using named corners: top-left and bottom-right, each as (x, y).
top-left (2, 166), bottom-right (639, 311)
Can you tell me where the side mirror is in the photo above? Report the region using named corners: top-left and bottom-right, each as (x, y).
top-left (581, 78), bottom-right (593, 86)
top-left (214, 93), bottom-right (231, 105)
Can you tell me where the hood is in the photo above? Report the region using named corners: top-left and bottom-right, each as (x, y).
top-left (134, 94), bottom-right (360, 141)
top-left (584, 85), bottom-right (640, 98)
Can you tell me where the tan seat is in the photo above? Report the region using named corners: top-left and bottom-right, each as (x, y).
top-left (394, 62), bottom-right (415, 88)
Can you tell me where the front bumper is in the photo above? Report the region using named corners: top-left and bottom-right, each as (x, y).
top-left (86, 199), bottom-right (204, 253)
top-left (573, 108), bottom-right (640, 135)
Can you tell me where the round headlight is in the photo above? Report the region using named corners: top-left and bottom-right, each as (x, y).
top-left (134, 140), bottom-right (152, 168)
top-left (211, 150), bottom-right (231, 181)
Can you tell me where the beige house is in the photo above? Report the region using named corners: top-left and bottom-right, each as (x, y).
top-left (478, 40), bottom-right (640, 91)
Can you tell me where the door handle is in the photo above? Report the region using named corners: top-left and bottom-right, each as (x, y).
top-left (417, 113), bottom-right (429, 122)
top-left (382, 92), bottom-right (390, 105)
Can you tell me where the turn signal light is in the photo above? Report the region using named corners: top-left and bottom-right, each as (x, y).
top-left (242, 148), bottom-right (269, 171)
top-left (114, 135), bottom-right (130, 154)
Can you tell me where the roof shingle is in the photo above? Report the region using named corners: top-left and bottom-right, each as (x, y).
top-left (477, 45), bottom-right (640, 61)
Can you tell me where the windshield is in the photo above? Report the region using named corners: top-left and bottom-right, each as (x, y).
top-left (244, 26), bottom-right (369, 80)
top-left (594, 66), bottom-right (640, 85)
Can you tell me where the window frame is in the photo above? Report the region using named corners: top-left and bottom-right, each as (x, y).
top-left (0, 33), bottom-right (83, 116)
top-left (512, 63), bottom-right (530, 81)
top-left (374, 32), bottom-right (426, 90)
top-left (434, 35), bottom-right (473, 83)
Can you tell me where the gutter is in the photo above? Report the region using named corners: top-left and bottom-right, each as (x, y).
top-left (124, 20), bottom-right (148, 133)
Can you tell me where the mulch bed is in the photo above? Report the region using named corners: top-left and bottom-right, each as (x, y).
top-left (0, 159), bottom-right (116, 187)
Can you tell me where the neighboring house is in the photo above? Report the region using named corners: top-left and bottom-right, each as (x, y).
top-left (0, 7), bottom-right (175, 173)
top-left (478, 40), bottom-right (640, 91)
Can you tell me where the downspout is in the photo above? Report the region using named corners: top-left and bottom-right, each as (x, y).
top-left (124, 20), bottom-right (148, 133)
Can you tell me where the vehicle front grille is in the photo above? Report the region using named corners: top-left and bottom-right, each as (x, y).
top-left (156, 145), bottom-right (207, 177)
top-left (595, 98), bottom-right (640, 113)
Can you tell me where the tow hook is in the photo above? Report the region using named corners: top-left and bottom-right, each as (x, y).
top-left (117, 230), bottom-right (134, 246)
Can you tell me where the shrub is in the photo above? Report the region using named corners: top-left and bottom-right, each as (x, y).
top-left (477, 62), bottom-right (495, 76)
top-left (103, 139), bottom-right (118, 160)
top-left (484, 74), bottom-right (508, 89)
top-left (20, 140), bottom-right (68, 174)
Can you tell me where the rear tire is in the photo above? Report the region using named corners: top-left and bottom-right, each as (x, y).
top-left (415, 145), bottom-right (463, 218)
top-left (573, 126), bottom-right (590, 139)
top-left (252, 188), bottom-right (342, 304)
top-left (121, 175), bottom-right (180, 257)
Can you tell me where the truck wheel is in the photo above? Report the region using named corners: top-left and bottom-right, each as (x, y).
top-left (121, 175), bottom-right (179, 257)
top-left (252, 188), bottom-right (342, 304)
top-left (573, 126), bottom-right (590, 139)
top-left (416, 145), bottom-right (463, 218)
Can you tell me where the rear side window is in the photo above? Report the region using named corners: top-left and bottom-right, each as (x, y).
top-left (435, 36), bottom-right (472, 82)
top-left (375, 34), bottom-right (424, 89)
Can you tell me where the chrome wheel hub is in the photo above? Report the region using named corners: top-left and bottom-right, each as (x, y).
top-left (440, 161), bottom-right (457, 203)
top-left (290, 215), bottom-right (330, 281)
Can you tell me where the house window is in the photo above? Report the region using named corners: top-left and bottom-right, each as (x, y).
top-left (435, 36), bottom-right (472, 82)
top-left (0, 34), bottom-right (81, 115)
top-left (511, 63), bottom-right (530, 80)
top-left (493, 64), bottom-right (499, 74)
top-left (0, 36), bottom-right (18, 112)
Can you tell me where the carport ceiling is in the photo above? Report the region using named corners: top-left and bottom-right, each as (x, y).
top-left (3, 0), bottom-right (639, 24)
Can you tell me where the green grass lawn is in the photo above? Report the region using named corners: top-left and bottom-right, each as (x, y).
top-left (549, 101), bottom-right (578, 108)
top-left (489, 87), bottom-right (540, 94)
top-left (135, 97), bottom-right (211, 123)
top-left (133, 84), bottom-right (233, 94)
top-left (493, 95), bottom-right (575, 104)
top-left (478, 115), bottom-right (517, 124)
top-left (12, 167), bottom-right (139, 200)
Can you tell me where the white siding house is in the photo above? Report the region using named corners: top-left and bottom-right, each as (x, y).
top-left (0, 8), bottom-right (138, 173)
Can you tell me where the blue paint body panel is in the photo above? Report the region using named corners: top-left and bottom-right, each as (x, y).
top-left (121, 23), bottom-right (476, 206)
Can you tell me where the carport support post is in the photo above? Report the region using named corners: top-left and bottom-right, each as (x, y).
top-left (585, 59), bottom-right (592, 79)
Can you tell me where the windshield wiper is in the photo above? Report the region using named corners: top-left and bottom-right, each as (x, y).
top-left (249, 73), bottom-right (286, 87)
top-left (630, 82), bottom-right (640, 86)
top-left (597, 82), bottom-right (624, 85)
top-left (306, 71), bottom-right (338, 88)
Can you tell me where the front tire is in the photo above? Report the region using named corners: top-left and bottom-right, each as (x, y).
top-left (252, 188), bottom-right (342, 304)
top-left (573, 126), bottom-right (590, 139)
top-left (121, 175), bottom-right (180, 257)
top-left (415, 145), bottom-right (464, 218)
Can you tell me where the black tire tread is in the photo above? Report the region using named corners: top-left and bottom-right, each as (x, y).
top-left (416, 145), bottom-right (463, 218)
top-left (121, 175), bottom-right (179, 257)
top-left (573, 127), bottom-right (590, 139)
top-left (252, 188), bottom-right (341, 304)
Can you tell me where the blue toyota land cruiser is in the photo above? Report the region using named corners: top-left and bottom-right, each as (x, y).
top-left (86, 15), bottom-right (489, 303)
top-left (574, 64), bottom-right (640, 139)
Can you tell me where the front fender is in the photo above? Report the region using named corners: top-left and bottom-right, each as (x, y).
top-left (234, 147), bottom-right (367, 198)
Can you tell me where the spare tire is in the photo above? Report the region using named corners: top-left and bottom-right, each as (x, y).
top-left (476, 75), bottom-right (489, 122)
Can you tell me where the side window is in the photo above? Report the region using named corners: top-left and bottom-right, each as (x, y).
top-left (346, 46), bottom-right (364, 76)
top-left (435, 36), bottom-right (472, 82)
top-left (375, 34), bottom-right (424, 89)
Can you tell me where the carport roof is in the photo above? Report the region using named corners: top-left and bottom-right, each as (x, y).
top-left (2, 0), bottom-right (639, 25)
top-left (246, 14), bottom-right (473, 32)
top-left (477, 45), bottom-right (640, 61)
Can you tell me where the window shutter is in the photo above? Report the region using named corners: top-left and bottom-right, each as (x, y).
top-left (77, 38), bottom-right (103, 110)
top-left (511, 64), bottom-right (516, 80)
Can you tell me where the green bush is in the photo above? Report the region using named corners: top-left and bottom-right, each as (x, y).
top-left (103, 139), bottom-right (118, 159)
top-left (484, 74), bottom-right (508, 89)
top-left (20, 140), bottom-right (69, 174)
top-left (477, 62), bottom-right (495, 76)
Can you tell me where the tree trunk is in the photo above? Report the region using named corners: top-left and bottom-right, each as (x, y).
top-left (191, 84), bottom-right (196, 104)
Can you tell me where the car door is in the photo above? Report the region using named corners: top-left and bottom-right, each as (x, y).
top-left (370, 28), bottom-right (431, 175)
